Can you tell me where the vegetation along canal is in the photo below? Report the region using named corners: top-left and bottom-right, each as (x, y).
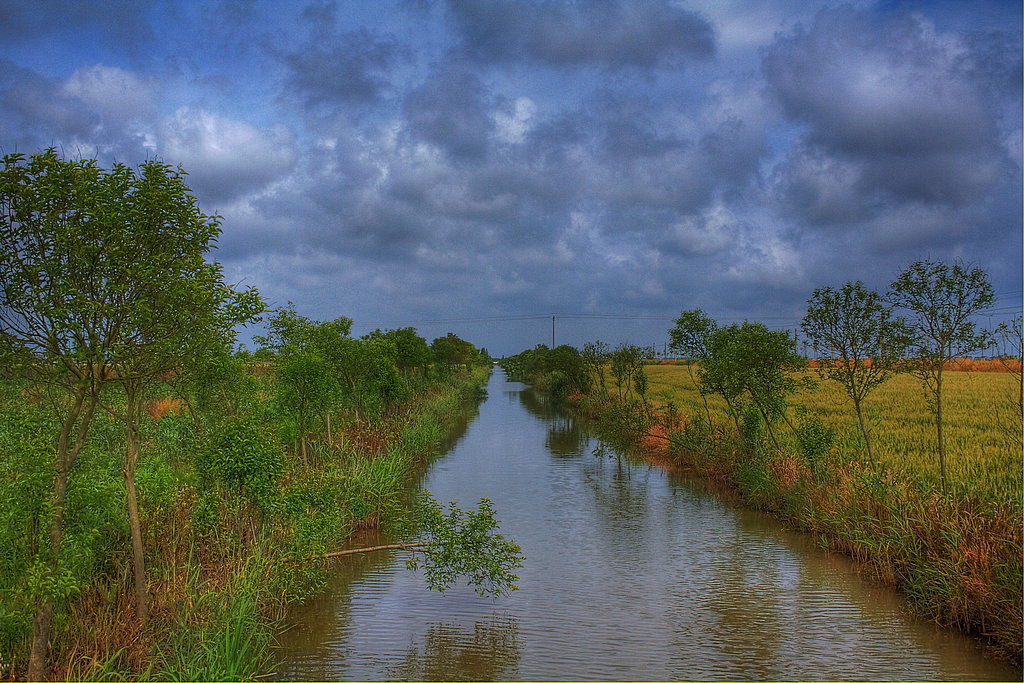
top-left (275, 371), bottom-right (1021, 681)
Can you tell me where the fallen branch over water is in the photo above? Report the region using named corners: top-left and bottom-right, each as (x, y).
top-left (321, 543), bottom-right (424, 559)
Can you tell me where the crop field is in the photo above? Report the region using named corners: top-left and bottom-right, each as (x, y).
top-left (644, 363), bottom-right (1023, 504)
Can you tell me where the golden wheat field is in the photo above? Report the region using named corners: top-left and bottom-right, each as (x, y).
top-left (644, 363), bottom-right (1023, 502)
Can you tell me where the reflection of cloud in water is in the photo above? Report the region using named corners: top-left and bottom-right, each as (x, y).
top-left (388, 616), bottom-right (521, 682)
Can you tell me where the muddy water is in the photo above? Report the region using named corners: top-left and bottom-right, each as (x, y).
top-left (275, 371), bottom-right (1021, 681)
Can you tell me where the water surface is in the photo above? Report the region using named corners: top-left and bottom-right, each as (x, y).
top-left (276, 372), bottom-right (1021, 681)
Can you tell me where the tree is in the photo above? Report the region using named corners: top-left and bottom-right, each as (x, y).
top-left (699, 324), bottom-right (746, 432)
top-left (106, 159), bottom-right (262, 628)
top-left (801, 281), bottom-right (909, 465)
top-left (276, 353), bottom-right (337, 465)
top-left (384, 327), bottom-right (431, 377)
top-left (581, 340), bottom-right (610, 396)
top-left (0, 149), bottom-right (262, 678)
top-left (609, 344), bottom-right (648, 400)
top-left (668, 309), bottom-right (718, 428)
top-left (703, 322), bottom-right (805, 447)
top-left (888, 259), bottom-right (995, 493)
top-left (431, 335), bottom-right (457, 372)
top-left (995, 315), bottom-right (1023, 432)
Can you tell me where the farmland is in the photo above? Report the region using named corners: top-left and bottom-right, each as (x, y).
top-left (645, 362), bottom-right (1023, 503)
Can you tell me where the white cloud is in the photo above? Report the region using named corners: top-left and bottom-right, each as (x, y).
top-left (155, 107), bottom-right (297, 203)
top-left (62, 64), bottom-right (157, 122)
top-left (671, 205), bottom-right (739, 256)
top-left (494, 96), bottom-right (537, 144)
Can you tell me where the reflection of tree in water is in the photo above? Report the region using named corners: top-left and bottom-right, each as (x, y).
top-left (545, 413), bottom-right (587, 456)
top-left (388, 616), bottom-right (521, 682)
top-left (584, 445), bottom-right (655, 533)
top-left (516, 388), bottom-right (588, 457)
top-left (516, 386), bottom-right (556, 419)
top-left (703, 535), bottom-right (785, 680)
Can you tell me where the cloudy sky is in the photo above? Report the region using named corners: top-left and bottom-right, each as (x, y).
top-left (1, 0), bottom-right (1021, 355)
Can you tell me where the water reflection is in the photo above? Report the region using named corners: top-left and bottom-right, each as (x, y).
top-left (276, 372), bottom-right (1023, 682)
top-left (387, 616), bottom-right (522, 681)
top-left (516, 387), bottom-right (588, 456)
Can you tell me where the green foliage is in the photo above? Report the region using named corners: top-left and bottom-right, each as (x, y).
top-left (669, 309), bottom-right (717, 360)
top-left (889, 259), bottom-right (996, 491)
top-left (802, 281), bottom-right (909, 464)
top-left (201, 416), bottom-right (283, 512)
top-left (740, 404), bottom-right (763, 453)
top-left (610, 344), bottom-right (650, 400)
top-left (889, 259), bottom-right (995, 370)
top-left (581, 340), bottom-right (610, 395)
top-left (700, 321), bottom-right (806, 442)
top-left (802, 281), bottom-right (908, 397)
top-left (406, 492), bottom-right (524, 598)
top-left (275, 352), bottom-right (337, 450)
top-left (796, 417), bottom-right (835, 474)
top-left (156, 566), bottom-right (276, 682)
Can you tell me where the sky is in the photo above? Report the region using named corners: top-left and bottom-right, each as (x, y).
top-left (1, 0), bottom-right (1021, 356)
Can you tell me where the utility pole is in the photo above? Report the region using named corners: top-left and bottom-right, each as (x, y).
top-left (552, 314), bottom-right (555, 348)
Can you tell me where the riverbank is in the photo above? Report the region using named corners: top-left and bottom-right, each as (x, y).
top-left (556, 375), bottom-right (1022, 666)
top-left (0, 365), bottom-right (490, 681)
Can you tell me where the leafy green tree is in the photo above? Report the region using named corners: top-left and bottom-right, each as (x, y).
top-left (668, 309), bottom-right (718, 428)
top-left (405, 493), bottom-right (524, 598)
top-left (0, 149), bottom-right (262, 677)
top-left (996, 315), bottom-right (1023, 430)
top-left (102, 159), bottom-right (262, 628)
top-left (703, 322), bottom-right (805, 447)
top-left (431, 335), bottom-right (458, 373)
top-left (610, 344), bottom-right (648, 400)
top-left (384, 327), bottom-right (431, 377)
top-left (200, 415), bottom-right (283, 515)
top-left (275, 353), bottom-right (337, 465)
top-left (581, 340), bottom-right (610, 396)
top-left (699, 323), bottom-right (746, 432)
top-left (0, 151), bottom-right (133, 677)
top-left (545, 345), bottom-right (590, 398)
top-left (801, 281), bottom-right (909, 465)
top-left (889, 259), bottom-right (995, 492)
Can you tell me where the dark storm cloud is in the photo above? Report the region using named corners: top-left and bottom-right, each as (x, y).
top-left (0, 60), bottom-right (98, 142)
top-left (4, 0), bottom-right (1015, 356)
top-left (445, 0), bottom-right (715, 68)
top-left (0, 0), bottom-right (155, 58)
top-left (763, 6), bottom-right (1010, 216)
top-left (403, 69), bottom-right (495, 161)
top-left (278, 28), bottom-right (407, 109)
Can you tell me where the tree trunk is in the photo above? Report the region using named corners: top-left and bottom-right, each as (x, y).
top-left (325, 411), bottom-right (332, 446)
top-left (29, 388), bottom-right (98, 682)
top-left (723, 395), bottom-right (741, 433)
top-left (936, 368), bottom-right (946, 494)
top-left (28, 605), bottom-right (54, 681)
top-left (125, 390), bottom-right (149, 627)
top-left (301, 435), bottom-right (308, 467)
top-left (687, 363), bottom-right (713, 430)
top-left (759, 405), bottom-right (781, 450)
top-left (853, 396), bottom-right (876, 466)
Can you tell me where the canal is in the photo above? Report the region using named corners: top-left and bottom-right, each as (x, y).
top-left (276, 371), bottom-right (1021, 681)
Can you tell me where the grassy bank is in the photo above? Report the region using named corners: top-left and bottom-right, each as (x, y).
top-left (0, 365), bottom-right (490, 681)
top-left (560, 364), bottom-right (1022, 664)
